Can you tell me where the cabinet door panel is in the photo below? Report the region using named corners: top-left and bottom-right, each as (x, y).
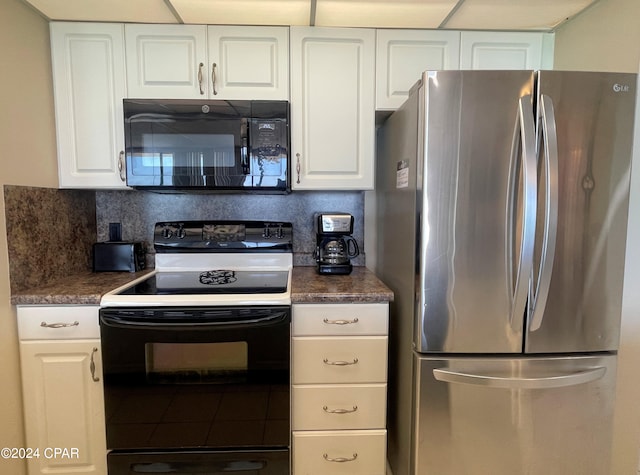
top-left (50, 22), bottom-right (127, 188)
top-left (208, 26), bottom-right (288, 99)
top-left (125, 24), bottom-right (207, 98)
top-left (460, 31), bottom-right (547, 70)
top-left (376, 30), bottom-right (460, 110)
top-left (20, 340), bottom-right (107, 474)
top-left (290, 27), bottom-right (375, 190)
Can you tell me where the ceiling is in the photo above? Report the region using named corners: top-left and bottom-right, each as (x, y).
top-left (21, 0), bottom-right (599, 31)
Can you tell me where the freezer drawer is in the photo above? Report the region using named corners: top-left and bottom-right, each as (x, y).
top-left (412, 354), bottom-right (616, 475)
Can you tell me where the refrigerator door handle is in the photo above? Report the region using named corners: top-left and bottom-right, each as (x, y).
top-left (529, 94), bottom-right (559, 332)
top-left (508, 95), bottom-right (537, 332)
top-left (433, 366), bottom-right (606, 390)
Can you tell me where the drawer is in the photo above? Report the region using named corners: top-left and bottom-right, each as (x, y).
top-left (292, 336), bottom-right (387, 384)
top-left (293, 429), bottom-right (387, 475)
top-left (17, 306), bottom-right (100, 340)
top-left (292, 384), bottom-right (386, 430)
top-left (293, 303), bottom-right (388, 336)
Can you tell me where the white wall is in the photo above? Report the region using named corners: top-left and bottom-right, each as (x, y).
top-left (554, 0), bottom-right (640, 74)
top-left (0, 0), bottom-right (58, 473)
top-left (554, 0), bottom-right (640, 472)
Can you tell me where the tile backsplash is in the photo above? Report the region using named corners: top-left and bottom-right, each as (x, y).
top-left (95, 190), bottom-right (365, 266)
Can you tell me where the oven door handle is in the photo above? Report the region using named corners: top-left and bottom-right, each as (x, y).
top-left (99, 311), bottom-right (289, 330)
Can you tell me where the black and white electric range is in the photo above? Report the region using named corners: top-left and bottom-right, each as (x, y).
top-left (99, 220), bottom-right (293, 475)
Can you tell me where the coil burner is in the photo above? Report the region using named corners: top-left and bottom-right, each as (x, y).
top-left (199, 270), bottom-right (237, 285)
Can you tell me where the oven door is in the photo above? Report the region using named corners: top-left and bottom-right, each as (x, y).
top-left (99, 306), bottom-right (290, 474)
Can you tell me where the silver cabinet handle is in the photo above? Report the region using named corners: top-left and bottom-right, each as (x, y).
top-left (89, 347), bottom-right (100, 382)
top-left (211, 62), bottom-right (218, 95)
top-left (323, 405), bottom-right (358, 414)
top-left (295, 153), bottom-right (301, 184)
top-left (40, 321), bottom-right (79, 328)
top-left (323, 317), bottom-right (359, 325)
top-left (323, 453), bottom-right (358, 463)
top-left (433, 366), bottom-right (606, 390)
top-left (323, 358), bottom-right (359, 366)
top-left (197, 62), bottom-right (205, 95)
top-left (118, 151), bottom-right (126, 182)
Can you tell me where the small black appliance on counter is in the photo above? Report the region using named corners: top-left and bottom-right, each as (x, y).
top-left (314, 212), bottom-right (359, 275)
top-left (93, 241), bottom-right (146, 272)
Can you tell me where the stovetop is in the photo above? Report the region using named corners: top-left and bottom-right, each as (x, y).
top-left (100, 220), bottom-right (293, 307)
top-left (120, 269), bottom-right (290, 295)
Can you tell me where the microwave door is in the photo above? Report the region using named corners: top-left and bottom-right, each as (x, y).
top-left (124, 99), bottom-right (290, 192)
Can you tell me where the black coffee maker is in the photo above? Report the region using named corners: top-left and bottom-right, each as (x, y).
top-left (314, 213), bottom-right (360, 275)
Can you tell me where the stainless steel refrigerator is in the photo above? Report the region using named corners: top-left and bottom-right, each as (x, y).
top-left (375, 70), bottom-right (636, 475)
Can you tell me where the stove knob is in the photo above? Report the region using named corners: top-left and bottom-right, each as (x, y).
top-left (262, 226), bottom-right (271, 238)
top-left (275, 226), bottom-right (285, 239)
top-left (177, 227), bottom-right (186, 239)
top-left (162, 227), bottom-right (173, 239)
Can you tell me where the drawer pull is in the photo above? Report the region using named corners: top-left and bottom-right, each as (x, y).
top-left (323, 405), bottom-right (358, 414)
top-left (323, 453), bottom-right (358, 463)
top-left (323, 357), bottom-right (359, 366)
top-left (322, 317), bottom-right (359, 325)
top-left (40, 321), bottom-right (79, 329)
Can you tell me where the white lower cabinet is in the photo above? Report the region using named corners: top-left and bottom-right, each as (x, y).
top-left (293, 430), bottom-right (387, 475)
top-left (292, 303), bottom-right (388, 474)
top-left (17, 306), bottom-right (107, 475)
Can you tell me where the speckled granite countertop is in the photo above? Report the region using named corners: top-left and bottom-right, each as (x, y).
top-left (291, 266), bottom-right (393, 303)
top-left (10, 270), bottom-right (154, 305)
top-left (11, 266), bottom-right (393, 305)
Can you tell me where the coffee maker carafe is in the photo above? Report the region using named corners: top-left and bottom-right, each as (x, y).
top-left (314, 213), bottom-right (359, 275)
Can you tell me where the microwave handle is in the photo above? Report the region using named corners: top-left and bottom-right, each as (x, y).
top-left (241, 137), bottom-right (249, 174)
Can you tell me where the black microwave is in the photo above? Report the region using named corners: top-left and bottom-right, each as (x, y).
top-left (123, 99), bottom-right (289, 192)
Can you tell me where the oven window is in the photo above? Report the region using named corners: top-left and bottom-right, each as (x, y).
top-left (146, 342), bottom-right (248, 384)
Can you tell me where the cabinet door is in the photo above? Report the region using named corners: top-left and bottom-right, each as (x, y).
top-left (290, 27), bottom-right (375, 190)
top-left (376, 30), bottom-right (461, 110)
top-left (20, 340), bottom-right (107, 475)
top-left (50, 22), bottom-right (128, 189)
top-left (125, 24), bottom-right (208, 98)
top-left (460, 31), bottom-right (552, 70)
top-left (207, 26), bottom-right (289, 100)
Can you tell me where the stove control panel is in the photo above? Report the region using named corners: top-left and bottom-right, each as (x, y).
top-left (154, 221), bottom-right (293, 253)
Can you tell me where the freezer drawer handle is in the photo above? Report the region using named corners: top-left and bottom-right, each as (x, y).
top-left (40, 321), bottom-right (79, 329)
top-left (323, 357), bottom-right (359, 366)
top-left (323, 317), bottom-right (359, 325)
top-left (323, 453), bottom-right (358, 463)
top-left (433, 366), bottom-right (606, 389)
top-left (323, 405), bottom-right (358, 414)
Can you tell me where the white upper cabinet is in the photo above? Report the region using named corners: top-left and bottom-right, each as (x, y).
top-left (376, 29), bottom-right (461, 110)
top-left (125, 24), bottom-right (289, 100)
top-left (125, 24), bottom-right (207, 99)
top-left (207, 26), bottom-right (289, 100)
top-left (290, 27), bottom-right (376, 190)
top-left (50, 22), bottom-right (128, 189)
top-left (460, 31), bottom-right (554, 70)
